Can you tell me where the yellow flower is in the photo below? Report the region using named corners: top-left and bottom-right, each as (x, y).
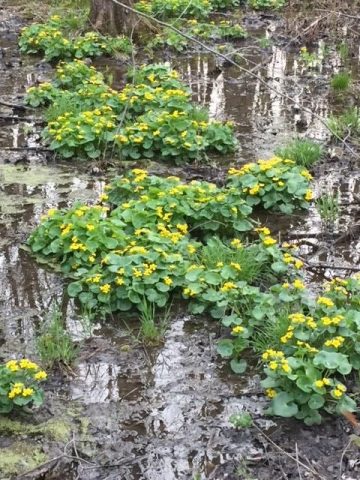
top-left (230, 262), bottom-right (241, 271)
top-left (266, 388), bottom-right (277, 399)
top-left (46, 208), bottom-right (57, 217)
top-left (115, 277), bottom-right (125, 286)
top-left (232, 325), bottom-right (244, 335)
top-left (280, 330), bottom-right (293, 343)
top-left (262, 236), bottom-right (277, 247)
top-left (332, 388), bottom-right (344, 398)
top-left (269, 361), bottom-right (278, 370)
top-left (317, 297), bottom-right (335, 308)
top-left (6, 360), bottom-right (19, 372)
top-left (88, 255), bottom-right (96, 263)
top-left (281, 362), bottom-right (291, 373)
top-left (289, 312), bottom-right (306, 324)
top-left (86, 224), bottom-right (95, 231)
top-left (22, 388), bottom-right (34, 397)
top-left (19, 359), bottom-right (39, 370)
top-left (324, 336), bottom-right (345, 349)
top-left (294, 259), bottom-right (304, 269)
top-left (132, 268), bottom-right (143, 279)
top-left (34, 371), bottom-right (47, 381)
top-left (282, 283), bottom-right (290, 289)
top-left (164, 277), bottom-right (173, 286)
top-left (176, 223), bottom-right (188, 234)
top-left (314, 380), bottom-right (324, 388)
top-left (293, 279), bottom-right (305, 290)
top-left (262, 349), bottom-right (284, 361)
top-left (99, 193), bottom-right (108, 202)
top-left (301, 169), bottom-right (313, 180)
top-left (99, 284), bottom-right (111, 294)
top-left (249, 184), bottom-right (261, 195)
top-left (305, 189), bottom-right (314, 201)
top-left (187, 244), bottom-right (196, 255)
top-left (230, 239), bottom-right (243, 249)
top-left (220, 282), bottom-right (237, 293)
top-left (183, 287), bottom-right (196, 297)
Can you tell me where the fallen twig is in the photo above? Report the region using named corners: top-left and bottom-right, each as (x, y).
top-left (253, 422), bottom-right (328, 480)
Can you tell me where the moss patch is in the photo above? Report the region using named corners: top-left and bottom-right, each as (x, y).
top-left (0, 441), bottom-right (47, 475)
top-left (0, 417), bottom-right (71, 442)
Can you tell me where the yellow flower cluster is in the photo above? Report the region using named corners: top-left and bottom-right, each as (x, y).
top-left (283, 253), bottom-right (303, 269)
top-left (99, 284), bottom-right (111, 294)
top-left (262, 349), bottom-right (284, 361)
top-left (332, 384), bottom-right (346, 398)
top-left (266, 388), bottom-right (277, 399)
top-left (321, 315), bottom-right (344, 326)
top-left (6, 359), bottom-right (39, 372)
top-left (8, 383), bottom-right (34, 399)
top-left (280, 326), bottom-right (294, 344)
top-left (232, 325), bottom-right (244, 335)
top-left (262, 236), bottom-right (277, 247)
top-left (230, 238), bottom-right (243, 249)
top-left (292, 279), bottom-right (305, 290)
top-left (288, 313), bottom-right (316, 329)
top-left (296, 341), bottom-right (318, 354)
top-left (220, 282), bottom-right (237, 293)
top-left (262, 351), bottom-right (292, 374)
top-left (230, 262), bottom-right (241, 271)
top-left (314, 378), bottom-right (331, 388)
top-left (48, 105), bottom-right (116, 143)
top-left (317, 296), bottom-right (335, 308)
top-left (324, 336), bottom-right (345, 349)
top-left (304, 189), bottom-right (314, 201)
top-left (183, 287), bottom-right (197, 297)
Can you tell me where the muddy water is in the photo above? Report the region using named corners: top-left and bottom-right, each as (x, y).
top-left (1, 5), bottom-right (360, 480)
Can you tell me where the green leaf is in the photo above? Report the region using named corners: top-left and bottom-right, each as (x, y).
top-left (233, 219), bottom-right (253, 231)
top-left (304, 410), bottom-right (322, 426)
top-left (216, 339), bottom-right (234, 358)
top-left (271, 262), bottom-right (288, 274)
top-left (271, 392), bottom-right (298, 417)
top-left (308, 394), bottom-right (325, 410)
top-left (296, 375), bottom-right (313, 393)
top-left (203, 271), bottom-right (222, 285)
top-left (68, 281), bottom-right (83, 297)
top-left (313, 351), bottom-right (352, 374)
top-left (230, 358), bottom-right (247, 374)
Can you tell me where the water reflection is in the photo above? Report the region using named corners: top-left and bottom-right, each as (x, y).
top-left (71, 362), bottom-right (122, 403)
top-left (0, 165), bottom-right (98, 352)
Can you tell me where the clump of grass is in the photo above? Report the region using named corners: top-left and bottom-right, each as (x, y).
top-left (337, 41), bottom-right (349, 62)
top-left (328, 107), bottom-right (360, 138)
top-left (200, 237), bottom-right (273, 286)
top-left (275, 139), bottom-right (323, 168)
top-left (229, 411), bottom-right (253, 428)
top-left (330, 72), bottom-right (351, 91)
top-left (37, 307), bottom-right (77, 368)
top-left (138, 299), bottom-right (170, 345)
top-left (315, 192), bottom-right (340, 225)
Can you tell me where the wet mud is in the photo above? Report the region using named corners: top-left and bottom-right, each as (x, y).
top-left (0, 2), bottom-right (360, 479)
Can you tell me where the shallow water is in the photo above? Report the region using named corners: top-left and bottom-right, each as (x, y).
top-left (0, 4), bottom-right (360, 479)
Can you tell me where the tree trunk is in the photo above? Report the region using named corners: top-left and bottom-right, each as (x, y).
top-left (89, 0), bottom-right (156, 38)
